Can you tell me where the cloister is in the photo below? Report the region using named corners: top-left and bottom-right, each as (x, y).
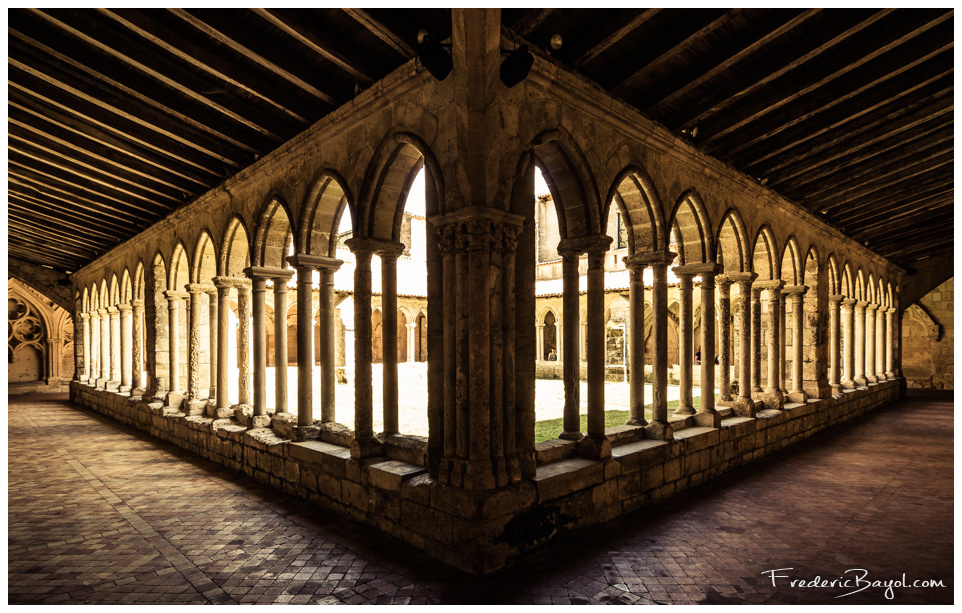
top-left (8, 8), bottom-right (951, 585)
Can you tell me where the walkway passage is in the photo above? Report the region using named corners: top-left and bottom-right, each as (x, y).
top-left (8, 393), bottom-right (952, 604)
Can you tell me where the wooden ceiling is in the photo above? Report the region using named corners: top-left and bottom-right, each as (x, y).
top-left (8, 8), bottom-right (953, 274)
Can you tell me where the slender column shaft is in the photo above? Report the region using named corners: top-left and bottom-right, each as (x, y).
top-left (319, 267), bottom-right (338, 423)
top-left (699, 273), bottom-right (717, 416)
top-left (215, 284), bottom-right (231, 409)
top-left (352, 248), bottom-right (375, 442)
top-left (790, 291), bottom-right (805, 395)
top-left (674, 272), bottom-right (695, 415)
top-left (92, 311), bottom-right (102, 385)
top-left (841, 299), bottom-right (856, 388)
top-left (586, 250), bottom-right (606, 437)
top-left (717, 278), bottom-right (733, 402)
top-left (164, 294), bottom-right (183, 393)
top-left (778, 293), bottom-right (786, 393)
top-left (737, 280), bottom-right (754, 404)
top-left (131, 301), bottom-right (143, 391)
top-left (119, 304), bottom-right (132, 391)
top-left (651, 262), bottom-right (670, 423)
top-left (750, 289), bottom-right (762, 393)
top-left (186, 288), bottom-right (204, 401)
top-left (854, 301), bottom-right (867, 386)
top-left (766, 287), bottom-right (782, 393)
top-left (535, 325), bottom-right (544, 361)
top-left (381, 252), bottom-right (400, 434)
top-left (273, 279), bottom-right (290, 413)
top-left (627, 263), bottom-right (646, 425)
top-left (236, 284), bottom-right (252, 405)
top-left (207, 291), bottom-right (218, 401)
top-left (876, 305), bottom-right (886, 380)
top-left (560, 251), bottom-right (581, 439)
top-left (885, 307), bottom-right (896, 378)
top-left (100, 309), bottom-right (110, 383)
top-left (406, 323), bottom-right (417, 363)
top-left (250, 276), bottom-right (268, 416)
top-left (865, 304), bottom-right (877, 383)
top-left (81, 313), bottom-right (91, 382)
top-left (828, 296), bottom-right (842, 392)
top-left (294, 266), bottom-right (314, 426)
top-left (109, 307), bottom-right (121, 384)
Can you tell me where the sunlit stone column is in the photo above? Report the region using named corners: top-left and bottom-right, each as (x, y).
top-left (854, 300), bottom-right (867, 386)
top-left (316, 258), bottom-right (343, 424)
top-left (81, 313), bottom-right (91, 383)
top-left (778, 290), bottom-right (787, 395)
top-left (557, 246), bottom-right (582, 441)
top-left (885, 307), bottom-right (896, 379)
top-left (164, 291), bottom-right (188, 405)
top-left (694, 264), bottom-right (721, 427)
top-left (760, 281), bottom-right (785, 409)
top-left (406, 322), bottom-right (417, 363)
top-left (785, 285), bottom-right (807, 403)
top-left (107, 306), bottom-right (121, 390)
top-left (91, 309), bottom-right (102, 387)
top-left (750, 287), bottom-right (763, 395)
top-left (623, 256), bottom-right (646, 426)
top-left (581, 237), bottom-right (612, 459)
top-left (730, 272), bottom-right (757, 416)
top-left (184, 284), bottom-right (209, 414)
top-left (673, 270), bottom-right (696, 417)
top-left (212, 277), bottom-right (232, 414)
top-left (633, 251), bottom-right (675, 439)
top-left (131, 300), bottom-right (144, 394)
top-left (246, 271), bottom-right (268, 419)
top-left (841, 298), bottom-right (856, 389)
top-left (99, 308), bottom-right (110, 387)
top-left (286, 260), bottom-right (315, 430)
top-left (865, 303), bottom-right (878, 383)
top-left (535, 324), bottom-right (545, 362)
top-left (875, 305), bottom-right (887, 381)
top-left (345, 239), bottom-right (380, 457)
top-left (272, 272), bottom-right (294, 414)
top-left (717, 276), bottom-right (733, 404)
top-left (379, 244), bottom-right (404, 435)
top-left (119, 304), bottom-right (133, 393)
top-left (828, 295), bottom-right (843, 395)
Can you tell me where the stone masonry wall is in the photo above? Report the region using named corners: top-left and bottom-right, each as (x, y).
top-left (70, 380), bottom-right (900, 574)
top-left (902, 277), bottom-right (954, 390)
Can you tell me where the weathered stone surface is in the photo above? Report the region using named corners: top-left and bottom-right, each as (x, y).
top-left (531, 458), bottom-right (604, 503)
top-left (368, 460), bottom-right (427, 491)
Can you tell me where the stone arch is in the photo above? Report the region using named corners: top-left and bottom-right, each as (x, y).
top-left (371, 307), bottom-right (383, 363)
top-left (877, 277), bottom-right (887, 308)
top-left (133, 261), bottom-right (145, 301)
top-left (414, 311), bottom-right (427, 363)
top-left (887, 281), bottom-right (895, 309)
top-left (604, 165), bottom-right (667, 253)
top-left (82, 286), bottom-right (89, 312)
top-left (109, 274), bottom-right (120, 307)
top-left (358, 131), bottom-right (445, 241)
top-left (827, 254), bottom-right (841, 295)
top-left (668, 189), bottom-right (713, 264)
top-left (751, 225), bottom-right (778, 281)
top-left (147, 251), bottom-right (169, 395)
top-left (100, 279), bottom-right (109, 310)
top-left (253, 195), bottom-right (295, 268)
top-left (220, 216), bottom-right (251, 277)
top-left (866, 273), bottom-right (876, 303)
top-left (715, 208), bottom-right (750, 273)
top-left (191, 230), bottom-right (218, 284)
top-left (299, 170), bottom-right (354, 256)
top-left (169, 242), bottom-right (190, 292)
top-left (121, 268), bottom-right (133, 303)
top-left (854, 268), bottom-right (865, 301)
top-left (525, 128), bottom-right (602, 238)
top-left (841, 263), bottom-right (854, 298)
top-left (780, 237), bottom-right (802, 285)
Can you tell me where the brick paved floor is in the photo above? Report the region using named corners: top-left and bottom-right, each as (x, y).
top-left (8, 392), bottom-right (953, 604)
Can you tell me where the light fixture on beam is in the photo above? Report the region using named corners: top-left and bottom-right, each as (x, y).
top-left (500, 44), bottom-right (533, 88)
top-left (417, 30), bottom-right (452, 81)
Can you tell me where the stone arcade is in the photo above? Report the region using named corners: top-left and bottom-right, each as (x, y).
top-left (22, 9), bottom-right (927, 574)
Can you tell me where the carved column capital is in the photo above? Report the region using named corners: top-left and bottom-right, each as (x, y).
top-left (286, 255), bottom-right (343, 272)
top-left (117, 303), bottom-right (132, 313)
top-left (828, 294), bottom-right (845, 304)
top-left (185, 283), bottom-right (215, 295)
top-left (431, 207), bottom-right (525, 255)
top-left (163, 290), bottom-right (189, 302)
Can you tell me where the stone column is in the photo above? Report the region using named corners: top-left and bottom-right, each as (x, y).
top-left (785, 285), bottom-right (808, 403)
top-left (623, 256), bottom-right (646, 426)
top-left (750, 287), bottom-right (763, 395)
top-left (287, 262), bottom-right (315, 429)
top-left (99, 308), bottom-right (110, 387)
top-left (828, 295), bottom-right (843, 395)
top-left (716, 276), bottom-right (733, 404)
top-left (184, 284), bottom-right (209, 414)
top-left (379, 244), bottom-right (405, 436)
top-left (853, 300), bottom-right (867, 386)
top-left (581, 237), bottom-right (612, 459)
top-left (729, 273), bottom-right (757, 416)
top-left (630, 251), bottom-right (675, 439)
top-left (865, 303), bottom-right (877, 383)
top-left (406, 322), bottom-right (417, 363)
top-left (557, 245), bottom-right (582, 441)
top-left (317, 259), bottom-right (343, 424)
top-left (90, 310), bottom-right (100, 386)
top-left (245, 271), bottom-right (269, 419)
top-left (131, 300), bottom-right (144, 394)
top-left (694, 264), bottom-right (721, 427)
top-left (344, 239), bottom-right (380, 458)
top-left (81, 313), bottom-right (91, 383)
top-left (107, 306), bottom-right (121, 390)
top-left (273, 273), bottom-right (294, 413)
top-left (672, 270), bottom-right (695, 417)
top-left (760, 280), bottom-right (785, 409)
top-left (885, 307), bottom-right (896, 379)
top-left (212, 278), bottom-right (232, 415)
top-left (163, 291), bottom-right (186, 400)
top-left (235, 281), bottom-right (252, 407)
top-left (206, 288), bottom-right (218, 403)
top-left (535, 323), bottom-right (545, 362)
top-left (841, 298), bottom-right (856, 388)
top-left (875, 305), bottom-right (887, 381)
top-left (778, 290), bottom-right (787, 395)
top-left (119, 304), bottom-right (133, 392)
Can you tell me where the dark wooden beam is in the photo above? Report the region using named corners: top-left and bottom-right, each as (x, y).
top-left (854, 209), bottom-right (954, 243)
top-left (511, 8), bottom-right (556, 37)
top-left (342, 8), bottom-right (415, 57)
top-left (813, 157), bottom-right (953, 212)
top-left (9, 192), bottom-right (136, 238)
top-left (573, 9), bottom-right (662, 67)
top-left (835, 187), bottom-right (954, 227)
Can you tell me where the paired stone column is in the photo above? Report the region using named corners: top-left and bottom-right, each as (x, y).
top-left (557, 244), bottom-right (582, 441)
top-left (840, 298), bottom-right (856, 388)
top-left (206, 288), bottom-right (218, 403)
top-left (378, 243), bottom-right (405, 436)
top-left (212, 278), bottom-right (233, 416)
top-left (163, 291), bottom-right (187, 403)
top-left (784, 285), bottom-right (808, 403)
top-left (865, 303), bottom-right (878, 383)
top-left (582, 236), bottom-right (612, 459)
top-left (90, 310), bottom-right (101, 386)
top-left (623, 256), bottom-right (646, 426)
top-left (630, 251), bottom-right (675, 439)
top-left (728, 273), bottom-right (756, 415)
top-left (245, 271), bottom-right (269, 420)
top-left (695, 264), bottom-right (722, 427)
top-left (289, 262), bottom-right (315, 428)
top-left (271, 272), bottom-right (294, 413)
top-left (828, 295), bottom-right (843, 395)
top-left (853, 300), bottom-right (867, 386)
top-left (344, 240), bottom-right (379, 458)
top-left (757, 281), bottom-right (785, 409)
top-left (885, 307), bottom-right (896, 379)
top-left (716, 276), bottom-right (733, 405)
top-left (236, 281), bottom-right (252, 407)
top-left (107, 306), bottom-right (121, 390)
top-left (119, 304), bottom-right (133, 392)
top-left (750, 287), bottom-right (763, 395)
top-left (81, 313), bottom-right (91, 383)
top-left (672, 270), bottom-right (696, 417)
top-left (778, 290), bottom-right (787, 396)
top-left (99, 308), bottom-right (110, 387)
top-left (406, 322), bottom-right (417, 363)
top-left (875, 305), bottom-right (887, 381)
top-left (131, 300), bottom-right (144, 394)
top-left (184, 284), bottom-right (210, 414)
top-left (535, 323), bottom-right (545, 362)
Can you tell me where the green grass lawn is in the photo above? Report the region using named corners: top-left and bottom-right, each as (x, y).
top-left (533, 397), bottom-right (702, 443)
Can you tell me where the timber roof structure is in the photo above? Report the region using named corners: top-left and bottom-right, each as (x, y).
top-left (8, 8), bottom-right (953, 273)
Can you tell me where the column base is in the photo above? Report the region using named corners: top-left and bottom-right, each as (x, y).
top-left (643, 420), bottom-right (674, 441)
top-left (761, 388), bottom-right (785, 410)
top-left (875, 373), bottom-right (888, 382)
top-left (165, 392), bottom-right (185, 409)
top-left (577, 433), bottom-right (612, 460)
top-left (248, 415), bottom-right (271, 429)
top-left (558, 430), bottom-right (583, 441)
top-left (350, 435), bottom-right (384, 459)
top-left (786, 390), bottom-right (808, 404)
top-left (831, 384), bottom-right (843, 397)
top-left (119, 385), bottom-right (132, 393)
top-left (213, 407), bottom-right (235, 420)
top-left (625, 416), bottom-right (648, 427)
top-left (717, 394), bottom-right (734, 407)
top-left (885, 370), bottom-right (896, 379)
top-left (693, 410), bottom-right (721, 428)
top-left (130, 387), bottom-right (146, 400)
top-left (841, 379), bottom-right (855, 390)
top-left (233, 404), bottom-right (253, 425)
top-left (462, 458), bottom-right (496, 490)
top-left (185, 399), bottom-right (208, 416)
top-left (106, 380), bottom-right (121, 392)
top-left (854, 376), bottom-right (868, 387)
top-left (866, 374), bottom-right (879, 384)
top-left (731, 396), bottom-right (756, 417)
top-left (672, 404), bottom-right (696, 417)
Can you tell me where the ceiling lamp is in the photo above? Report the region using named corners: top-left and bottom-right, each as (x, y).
top-left (417, 30), bottom-right (452, 81)
top-left (500, 44), bottom-right (533, 88)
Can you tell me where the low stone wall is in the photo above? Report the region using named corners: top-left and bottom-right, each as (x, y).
top-left (70, 380), bottom-right (901, 574)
